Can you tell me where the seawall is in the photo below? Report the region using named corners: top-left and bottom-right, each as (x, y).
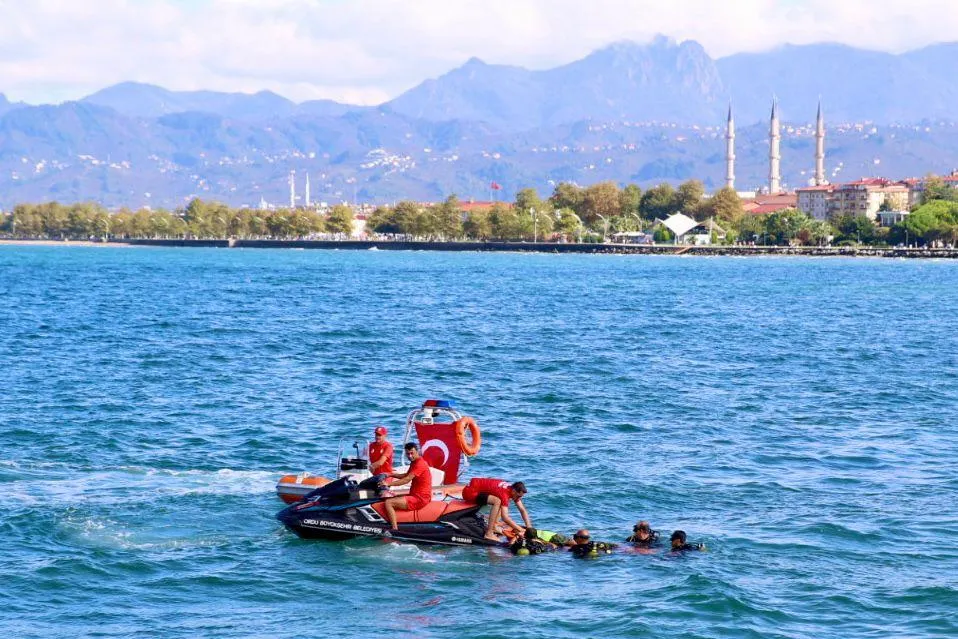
top-left (112, 239), bottom-right (958, 258)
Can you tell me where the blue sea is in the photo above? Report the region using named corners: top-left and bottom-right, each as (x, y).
top-left (1, 245), bottom-right (956, 638)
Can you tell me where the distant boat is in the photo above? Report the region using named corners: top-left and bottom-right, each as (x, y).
top-left (368, 246), bottom-right (379, 251)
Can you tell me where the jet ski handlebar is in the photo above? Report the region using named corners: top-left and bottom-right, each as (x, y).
top-left (300, 473), bottom-right (389, 502)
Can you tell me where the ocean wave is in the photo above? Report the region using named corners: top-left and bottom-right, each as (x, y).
top-left (0, 467), bottom-right (279, 507)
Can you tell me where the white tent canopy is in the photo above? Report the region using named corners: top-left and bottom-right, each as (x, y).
top-left (661, 213), bottom-right (700, 238)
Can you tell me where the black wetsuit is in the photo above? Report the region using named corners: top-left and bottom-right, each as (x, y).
top-left (672, 543), bottom-right (705, 552)
top-left (570, 541), bottom-right (615, 557)
top-left (625, 530), bottom-right (660, 546)
top-left (510, 537), bottom-right (554, 555)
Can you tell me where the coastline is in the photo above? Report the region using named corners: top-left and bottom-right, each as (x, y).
top-left (2, 237), bottom-right (957, 258)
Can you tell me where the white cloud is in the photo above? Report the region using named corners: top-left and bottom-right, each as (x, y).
top-left (0, 0), bottom-right (956, 105)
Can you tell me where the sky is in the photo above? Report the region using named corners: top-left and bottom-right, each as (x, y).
top-left (1, 0), bottom-right (956, 105)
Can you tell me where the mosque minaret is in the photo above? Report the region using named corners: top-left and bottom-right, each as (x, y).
top-left (720, 100), bottom-right (826, 194)
top-left (814, 100), bottom-right (826, 186)
top-left (769, 99), bottom-right (782, 195)
top-left (725, 104), bottom-right (736, 190)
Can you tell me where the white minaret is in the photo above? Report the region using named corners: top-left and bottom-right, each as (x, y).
top-left (305, 172), bottom-right (311, 208)
top-left (289, 170), bottom-right (296, 208)
top-left (769, 99), bottom-right (782, 195)
top-left (814, 100), bottom-right (826, 186)
top-left (725, 103), bottom-right (736, 190)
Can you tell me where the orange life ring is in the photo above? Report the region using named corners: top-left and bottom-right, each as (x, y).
top-left (455, 417), bottom-right (482, 456)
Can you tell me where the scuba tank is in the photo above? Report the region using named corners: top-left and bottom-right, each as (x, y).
top-left (510, 536), bottom-right (548, 556)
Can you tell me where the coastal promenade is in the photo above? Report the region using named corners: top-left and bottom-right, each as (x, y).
top-left (111, 238), bottom-right (958, 258)
top-left (4, 238), bottom-right (958, 258)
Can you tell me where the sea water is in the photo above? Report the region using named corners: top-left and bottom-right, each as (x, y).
top-left (1, 246), bottom-right (956, 638)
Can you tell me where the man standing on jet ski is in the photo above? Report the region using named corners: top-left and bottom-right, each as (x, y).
top-left (461, 477), bottom-right (532, 542)
top-left (383, 442), bottom-right (433, 533)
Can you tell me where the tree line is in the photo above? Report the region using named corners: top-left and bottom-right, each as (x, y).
top-left (2, 178), bottom-right (957, 246)
top-left (0, 199), bottom-right (357, 240)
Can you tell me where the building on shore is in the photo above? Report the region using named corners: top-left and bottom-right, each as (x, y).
top-left (901, 171), bottom-right (958, 207)
top-left (877, 209), bottom-right (911, 227)
top-left (828, 178), bottom-right (909, 220)
top-left (743, 192), bottom-right (798, 216)
top-left (797, 178), bottom-right (908, 221)
top-left (795, 184), bottom-right (835, 220)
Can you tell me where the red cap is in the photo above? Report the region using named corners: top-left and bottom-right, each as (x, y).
top-left (374, 426), bottom-right (387, 436)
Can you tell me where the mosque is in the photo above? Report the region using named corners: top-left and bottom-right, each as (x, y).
top-left (723, 100), bottom-right (827, 216)
top-left (724, 99), bottom-right (827, 195)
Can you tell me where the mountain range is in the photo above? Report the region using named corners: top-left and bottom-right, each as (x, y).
top-left (1, 36), bottom-right (958, 209)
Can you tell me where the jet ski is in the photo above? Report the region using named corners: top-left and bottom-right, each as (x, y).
top-left (276, 399), bottom-right (482, 504)
top-left (276, 474), bottom-right (502, 547)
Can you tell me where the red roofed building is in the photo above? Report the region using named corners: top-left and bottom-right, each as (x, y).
top-left (742, 192), bottom-right (798, 216)
top-left (904, 172), bottom-right (958, 208)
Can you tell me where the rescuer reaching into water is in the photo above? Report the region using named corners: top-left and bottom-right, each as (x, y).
top-left (461, 477), bottom-right (532, 542)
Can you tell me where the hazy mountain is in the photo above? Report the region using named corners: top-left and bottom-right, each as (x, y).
top-left (715, 43), bottom-right (958, 124)
top-left (389, 38), bottom-right (958, 127)
top-left (81, 82), bottom-right (301, 120)
top-left (297, 99), bottom-right (369, 118)
top-left (387, 37), bottom-right (725, 129)
top-left (385, 58), bottom-right (541, 129)
top-left (3, 37), bottom-right (958, 209)
top-left (540, 37), bottom-right (725, 125)
top-left (2, 96), bottom-right (957, 210)
top-left (67, 39), bottom-right (958, 128)
top-left (0, 93), bottom-right (27, 118)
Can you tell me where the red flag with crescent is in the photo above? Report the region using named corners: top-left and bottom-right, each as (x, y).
top-left (414, 421), bottom-right (462, 484)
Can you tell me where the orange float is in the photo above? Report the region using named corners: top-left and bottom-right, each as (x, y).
top-left (276, 474), bottom-right (332, 504)
top-left (455, 417), bottom-right (482, 456)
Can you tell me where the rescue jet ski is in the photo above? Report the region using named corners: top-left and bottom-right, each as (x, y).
top-left (276, 474), bottom-right (501, 547)
top-left (275, 399), bottom-right (482, 504)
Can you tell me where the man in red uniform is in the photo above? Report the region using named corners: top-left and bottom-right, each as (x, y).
top-left (461, 477), bottom-right (532, 541)
top-left (368, 426), bottom-right (393, 476)
top-left (383, 442), bottom-right (433, 532)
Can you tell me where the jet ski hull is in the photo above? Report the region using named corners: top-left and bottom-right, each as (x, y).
top-left (276, 477), bottom-right (501, 547)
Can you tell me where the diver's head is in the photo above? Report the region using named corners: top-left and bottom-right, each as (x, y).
top-left (573, 529), bottom-right (591, 545)
top-left (633, 520), bottom-right (652, 540)
top-left (403, 442), bottom-right (420, 461)
top-left (670, 530), bottom-right (687, 550)
top-left (524, 527), bottom-right (538, 541)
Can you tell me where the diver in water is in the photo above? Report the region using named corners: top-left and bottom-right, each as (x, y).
top-left (533, 529), bottom-right (574, 547)
top-left (509, 527), bottom-right (559, 555)
top-left (625, 521), bottom-right (660, 546)
top-left (669, 530), bottom-right (705, 552)
top-left (569, 529), bottom-right (616, 558)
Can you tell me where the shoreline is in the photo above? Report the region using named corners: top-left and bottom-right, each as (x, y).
top-left (2, 237), bottom-right (957, 259)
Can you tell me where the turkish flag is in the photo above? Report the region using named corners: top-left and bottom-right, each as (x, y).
top-left (490, 181), bottom-right (502, 191)
top-left (414, 421), bottom-right (462, 485)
